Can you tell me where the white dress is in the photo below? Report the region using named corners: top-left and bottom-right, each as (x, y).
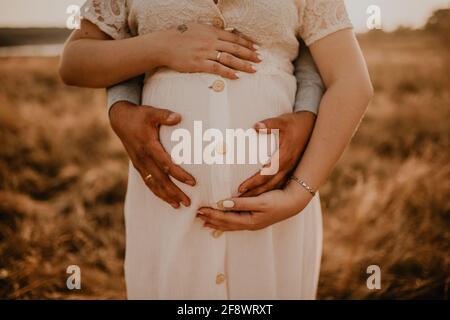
top-left (82, 0), bottom-right (353, 300)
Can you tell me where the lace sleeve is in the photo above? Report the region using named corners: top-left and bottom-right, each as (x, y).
top-left (298, 0), bottom-right (353, 46)
top-left (81, 0), bottom-right (131, 40)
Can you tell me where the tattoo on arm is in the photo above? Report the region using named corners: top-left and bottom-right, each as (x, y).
top-left (177, 24), bottom-right (188, 33)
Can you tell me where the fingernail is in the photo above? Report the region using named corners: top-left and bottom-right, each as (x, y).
top-left (234, 73), bottom-right (240, 79)
top-left (239, 186), bottom-right (247, 193)
top-left (171, 203), bottom-right (180, 209)
top-left (250, 65), bottom-right (257, 72)
top-left (197, 210), bottom-right (205, 215)
top-left (236, 71), bottom-right (245, 79)
top-left (186, 179), bottom-right (196, 186)
top-left (253, 44), bottom-right (260, 50)
top-left (167, 113), bottom-right (179, 121)
top-left (225, 27), bottom-right (235, 32)
top-left (222, 200), bottom-right (235, 209)
top-left (257, 54), bottom-right (262, 61)
top-left (182, 201), bottom-right (190, 207)
top-left (255, 122), bottom-right (267, 130)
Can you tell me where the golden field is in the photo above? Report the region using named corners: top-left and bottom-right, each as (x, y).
top-left (0, 30), bottom-right (449, 299)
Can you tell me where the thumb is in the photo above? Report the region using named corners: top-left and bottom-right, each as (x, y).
top-left (149, 107), bottom-right (181, 125)
top-left (254, 117), bottom-right (283, 134)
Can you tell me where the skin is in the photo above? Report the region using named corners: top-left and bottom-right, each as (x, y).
top-left (197, 29), bottom-right (374, 231)
top-left (61, 19), bottom-right (317, 209)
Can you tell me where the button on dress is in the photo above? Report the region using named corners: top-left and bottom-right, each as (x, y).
top-left (82, 0), bottom-right (353, 300)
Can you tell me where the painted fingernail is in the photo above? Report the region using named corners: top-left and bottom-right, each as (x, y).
top-left (186, 179), bottom-right (196, 186)
top-left (255, 122), bottom-right (267, 130)
top-left (222, 200), bottom-right (235, 209)
top-left (182, 201), bottom-right (190, 207)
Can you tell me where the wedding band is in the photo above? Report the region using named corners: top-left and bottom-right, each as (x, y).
top-left (144, 173), bottom-right (153, 182)
top-left (216, 51), bottom-right (222, 61)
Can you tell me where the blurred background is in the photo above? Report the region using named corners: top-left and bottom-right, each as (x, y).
top-left (0, 0), bottom-right (449, 299)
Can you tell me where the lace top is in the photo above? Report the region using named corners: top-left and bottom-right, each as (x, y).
top-left (81, 0), bottom-right (353, 67)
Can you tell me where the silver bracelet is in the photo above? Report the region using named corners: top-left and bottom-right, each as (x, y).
top-left (289, 176), bottom-right (316, 197)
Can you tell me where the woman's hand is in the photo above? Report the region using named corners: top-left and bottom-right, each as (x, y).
top-left (238, 111), bottom-right (316, 196)
top-left (158, 23), bottom-right (261, 79)
top-left (60, 20), bottom-right (261, 88)
top-left (110, 101), bottom-right (195, 209)
top-left (196, 182), bottom-right (312, 231)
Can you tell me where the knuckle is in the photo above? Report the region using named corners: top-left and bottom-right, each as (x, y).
top-left (131, 161), bottom-right (142, 173)
top-left (162, 165), bottom-right (171, 174)
top-left (259, 199), bottom-right (270, 210)
top-left (222, 53), bottom-right (231, 64)
top-left (212, 63), bottom-right (220, 73)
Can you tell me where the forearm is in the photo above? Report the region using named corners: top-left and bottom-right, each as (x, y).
top-left (292, 78), bottom-right (373, 192)
top-left (60, 33), bottom-right (164, 88)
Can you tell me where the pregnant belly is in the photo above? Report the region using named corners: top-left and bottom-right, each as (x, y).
top-left (142, 70), bottom-right (296, 206)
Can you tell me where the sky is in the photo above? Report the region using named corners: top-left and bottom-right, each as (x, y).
top-left (0, 0), bottom-right (449, 32)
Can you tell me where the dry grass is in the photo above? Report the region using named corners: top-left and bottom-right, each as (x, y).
top-left (0, 31), bottom-right (449, 299)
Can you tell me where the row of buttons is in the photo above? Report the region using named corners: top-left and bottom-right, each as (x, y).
top-left (208, 14), bottom-right (228, 287)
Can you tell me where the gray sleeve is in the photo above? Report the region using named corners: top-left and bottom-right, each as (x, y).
top-left (106, 75), bottom-right (144, 115)
top-left (293, 40), bottom-right (325, 115)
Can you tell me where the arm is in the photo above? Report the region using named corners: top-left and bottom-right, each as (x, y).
top-left (290, 29), bottom-right (373, 193)
top-left (59, 19), bottom-right (164, 88)
top-left (236, 39), bottom-right (324, 196)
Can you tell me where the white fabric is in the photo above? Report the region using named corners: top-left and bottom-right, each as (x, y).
top-left (81, 0), bottom-right (352, 299)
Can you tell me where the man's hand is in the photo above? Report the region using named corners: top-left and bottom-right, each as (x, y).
top-left (238, 112), bottom-right (316, 197)
top-left (109, 101), bottom-right (196, 209)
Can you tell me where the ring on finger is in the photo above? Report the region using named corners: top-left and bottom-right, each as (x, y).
top-left (144, 173), bottom-right (153, 182)
top-left (216, 51), bottom-right (222, 62)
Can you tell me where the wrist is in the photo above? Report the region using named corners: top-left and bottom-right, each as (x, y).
top-left (109, 100), bottom-right (137, 127)
top-left (285, 179), bottom-right (315, 211)
top-left (293, 110), bottom-right (316, 126)
top-left (145, 30), bottom-right (172, 68)
top-left (140, 31), bottom-right (166, 68)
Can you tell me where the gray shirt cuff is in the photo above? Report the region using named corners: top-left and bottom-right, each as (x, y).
top-left (106, 75), bottom-right (144, 115)
top-left (293, 41), bottom-right (325, 115)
